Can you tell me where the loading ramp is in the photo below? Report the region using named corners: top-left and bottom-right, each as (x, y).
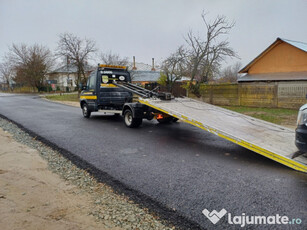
top-left (138, 97), bottom-right (307, 173)
top-left (112, 81), bottom-right (307, 173)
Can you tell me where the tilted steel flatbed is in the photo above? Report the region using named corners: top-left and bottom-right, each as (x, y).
top-left (139, 97), bottom-right (307, 173)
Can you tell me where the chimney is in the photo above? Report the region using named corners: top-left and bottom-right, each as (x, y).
top-left (151, 58), bottom-right (156, 71)
top-left (132, 56), bottom-right (137, 70)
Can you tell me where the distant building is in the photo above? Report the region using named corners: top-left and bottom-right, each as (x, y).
top-left (238, 37), bottom-right (307, 108)
top-left (46, 57), bottom-right (189, 91)
top-left (46, 63), bottom-right (94, 91)
top-left (128, 56), bottom-right (189, 86)
top-left (127, 56), bottom-right (160, 86)
top-left (0, 81), bottom-right (9, 91)
top-left (128, 56), bottom-right (161, 72)
top-left (238, 37), bottom-right (307, 82)
top-left (130, 71), bottom-right (161, 85)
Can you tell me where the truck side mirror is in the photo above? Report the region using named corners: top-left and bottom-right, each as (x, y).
top-left (79, 83), bottom-right (87, 90)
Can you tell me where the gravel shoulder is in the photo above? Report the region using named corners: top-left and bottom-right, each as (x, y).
top-left (0, 118), bottom-right (173, 230)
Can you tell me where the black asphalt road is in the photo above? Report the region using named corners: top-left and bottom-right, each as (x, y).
top-left (0, 94), bottom-right (306, 229)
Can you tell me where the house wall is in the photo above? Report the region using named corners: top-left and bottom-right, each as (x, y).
top-left (249, 42), bottom-right (307, 74)
top-left (190, 81), bottom-right (307, 109)
top-left (47, 73), bottom-right (78, 91)
top-left (0, 83), bottom-right (9, 91)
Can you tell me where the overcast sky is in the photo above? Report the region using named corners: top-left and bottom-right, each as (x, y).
top-left (1, 0), bottom-right (307, 69)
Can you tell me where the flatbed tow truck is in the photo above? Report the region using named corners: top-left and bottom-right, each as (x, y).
top-left (80, 64), bottom-right (307, 173)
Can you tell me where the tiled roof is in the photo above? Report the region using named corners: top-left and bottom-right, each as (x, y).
top-left (280, 38), bottom-right (307, 52)
top-left (131, 71), bottom-right (161, 82)
top-left (238, 72), bottom-right (307, 82)
top-left (131, 70), bottom-right (190, 82)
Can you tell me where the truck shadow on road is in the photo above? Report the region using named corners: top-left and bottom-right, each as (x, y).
top-left (89, 114), bottom-right (123, 122)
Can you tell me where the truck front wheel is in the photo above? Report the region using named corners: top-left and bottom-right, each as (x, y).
top-left (124, 109), bottom-right (142, 128)
top-left (82, 103), bottom-right (91, 118)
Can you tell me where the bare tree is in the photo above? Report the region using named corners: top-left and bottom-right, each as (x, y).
top-left (0, 60), bottom-right (14, 91)
top-left (158, 46), bottom-right (187, 92)
top-left (56, 33), bottom-right (97, 88)
top-left (99, 51), bottom-right (129, 66)
top-left (7, 43), bottom-right (53, 91)
top-left (185, 12), bottom-right (237, 96)
top-left (217, 62), bottom-right (242, 83)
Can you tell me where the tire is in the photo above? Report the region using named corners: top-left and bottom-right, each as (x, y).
top-left (82, 103), bottom-right (91, 118)
top-left (124, 109), bottom-right (142, 128)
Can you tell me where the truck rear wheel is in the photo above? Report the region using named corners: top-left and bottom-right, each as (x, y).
top-left (124, 109), bottom-right (142, 128)
top-left (82, 103), bottom-right (91, 118)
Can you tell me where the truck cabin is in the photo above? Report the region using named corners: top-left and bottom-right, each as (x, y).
top-left (81, 64), bottom-right (133, 111)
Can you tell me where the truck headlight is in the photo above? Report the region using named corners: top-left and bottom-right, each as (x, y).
top-left (297, 109), bottom-right (307, 126)
top-left (119, 76), bottom-right (125, 81)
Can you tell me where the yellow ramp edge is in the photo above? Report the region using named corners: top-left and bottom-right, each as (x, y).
top-left (139, 98), bottom-right (307, 173)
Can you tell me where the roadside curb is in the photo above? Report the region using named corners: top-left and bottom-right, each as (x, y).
top-left (39, 96), bottom-right (80, 108)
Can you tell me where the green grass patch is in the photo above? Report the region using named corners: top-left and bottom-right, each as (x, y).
top-left (45, 94), bottom-right (79, 102)
top-left (222, 106), bottom-right (298, 126)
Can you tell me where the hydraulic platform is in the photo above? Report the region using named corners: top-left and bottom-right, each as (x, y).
top-left (139, 97), bottom-right (307, 173)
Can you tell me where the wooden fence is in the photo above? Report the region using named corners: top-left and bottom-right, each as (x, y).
top-left (188, 81), bottom-right (307, 109)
